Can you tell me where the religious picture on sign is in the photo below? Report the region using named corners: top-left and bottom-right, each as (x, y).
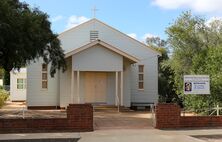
top-left (184, 82), bottom-right (192, 92)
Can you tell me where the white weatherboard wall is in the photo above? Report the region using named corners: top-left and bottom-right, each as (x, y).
top-left (10, 68), bottom-right (27, 101)
top-left (123, 59), bottom-right (131, 107)
top-left (131, 58), bottom-right (158, 103)
top-left (72, 45), bottom-right (123, 71)
top-left (59, 57), bottom-right (72, 107)
top-left (59, 19), bottom-right (159, 59)
top-left (26, 59), bottom-right (59, 107)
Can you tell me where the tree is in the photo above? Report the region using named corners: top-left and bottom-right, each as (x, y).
top-left (146, 37), bottom-right (178, 103)
top-left (0, 0), bottom-right (66, 85)
top-left (166, 11), bottom-right (222, 112)
top-left (146, 36), bottom-right (167, 48)
top-left (0, 68), bottom-right (3, 79)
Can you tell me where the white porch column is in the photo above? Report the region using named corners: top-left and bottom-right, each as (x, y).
top-left (71, 70), bottom-right (74, 104)
top-left (120, 71), bottom-right (123, 106)
top-left (77, 70), bottom-right (80, 104)
top-left (115, 71), bottom-right (119, 106)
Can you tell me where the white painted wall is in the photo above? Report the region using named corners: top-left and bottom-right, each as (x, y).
top-left (59, 19), bottom-right (159, 59)
top-left (72, 45), bottom-right (123, 71)
top-left (10, 68), bottom-right (27, 101)
top-left (26, 59), bottom-right (59, 107)
top-left (131, 58), bottom-right (158, 103)
top-left (59, 57), bottom-right (72, 108)
top-left (106, 72), bottom-right (115, 105)
top-left (123, 59), bottom-right (131, 107)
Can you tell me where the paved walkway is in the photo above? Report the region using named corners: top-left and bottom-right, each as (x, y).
top-left (94, 109), bottom-right (154, 130)
top-left (79, 128), bottom-right (222, 142)
top-left (2, 101), bottom-right (26, 109)
top-left (0, 101), bottom-right (66, 118)
top-left (79, 129), bottom-right (205, 142)
top-left (0, 133), bottom-right (80, 141)
top-left (1, 128), bottom-right (222, 142)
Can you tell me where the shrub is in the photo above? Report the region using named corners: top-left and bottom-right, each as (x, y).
top-left (0, 89), bottom-right (9, 108)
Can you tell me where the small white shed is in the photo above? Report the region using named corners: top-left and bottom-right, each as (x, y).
top-left (10, 68), bottom-right (27, 101)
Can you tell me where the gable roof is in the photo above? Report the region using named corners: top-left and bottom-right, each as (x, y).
top-left (65, 39), bottom-right (140, 63)
top-left (59, 18), bottom-right (161, 56)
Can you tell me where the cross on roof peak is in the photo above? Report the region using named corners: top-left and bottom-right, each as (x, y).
top-left (92, 6), bottom-right (99, 18)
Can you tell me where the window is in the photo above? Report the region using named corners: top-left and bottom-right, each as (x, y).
top-left (17, 78), bottom-right (26, 89)
top-left (90, 30), bottom-right (99, 41)
top-left (138, 65), bottom-right (144, 90)
top-left (42, 64), bottom-right (48, 89)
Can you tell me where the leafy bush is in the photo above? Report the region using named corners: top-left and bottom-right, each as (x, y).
top-left (166, 11), bottom-right (222, 113)
top-left (0, 89), bottom-right (9, 108)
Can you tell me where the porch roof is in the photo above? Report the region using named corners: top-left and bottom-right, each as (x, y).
top-left (65, 39), bottom-right (140, 63)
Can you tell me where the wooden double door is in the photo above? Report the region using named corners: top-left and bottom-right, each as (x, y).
top-left (84, 72), bottom-right (107, 103)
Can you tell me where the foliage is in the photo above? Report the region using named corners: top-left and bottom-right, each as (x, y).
top-left (146, 36), bottom-right (168, 48)
top-left (146, 37), bottom-right (179, 104)
top-left (0, 89), bottom-right (9, 108)
top-left (166, 11), bottom-right (222, 111)
top-left (0, 0), bottom-right (66, 85)
top-left (3, 70), bottom-right (9, 87)
top-left (0, 68), bottom-right (3, 79)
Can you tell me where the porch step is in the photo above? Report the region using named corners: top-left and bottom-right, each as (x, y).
top-left (93, 105), bottom-right (133, 112)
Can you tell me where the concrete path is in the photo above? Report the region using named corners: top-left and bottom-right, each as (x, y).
top-left (1, 128), bottom-right (222, 142)
top-left (0, 101), bottom-right (66, 118)
top-left (2, 101), bottom-right (26, 109)
top-left (0, 133), bottom-right (80, 141)
top-left (94, 109), bottom-right (154, 130)
top-left (79, 129), bottom-right (206, 142)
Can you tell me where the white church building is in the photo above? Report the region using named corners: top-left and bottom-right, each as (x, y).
top-left (10, 19), bottom-right (160, 108)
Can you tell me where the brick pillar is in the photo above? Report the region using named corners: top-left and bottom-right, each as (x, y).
top-left (155, 103), bottom-right (181, 129)
top-left (67, 104), bottom-right (93, 131)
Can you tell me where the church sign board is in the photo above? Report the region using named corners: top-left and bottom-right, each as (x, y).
top-left (184, 75), bottom-right (210, 95)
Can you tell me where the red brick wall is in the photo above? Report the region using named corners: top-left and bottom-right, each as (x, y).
top-left (155, 103), bottom-right (181, 128)
top-left (0, 104), bottom-right (93, 133)
top-left (155, 103), bottom-right (222, 129)
top-left (67, 104), bottom-right (93, 131)
top-left (180, 116), bottom-right (222, 127)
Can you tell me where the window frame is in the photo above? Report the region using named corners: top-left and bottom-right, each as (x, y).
top-left (138, 65), bottom-right (144, 90)
top-left (17, 78), bottom-right (26, 90)
top-left (42, 63), bottom-right (48, 89)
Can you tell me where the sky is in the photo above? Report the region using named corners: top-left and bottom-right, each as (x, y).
top-left (22, 0), bottom-right (222, 42)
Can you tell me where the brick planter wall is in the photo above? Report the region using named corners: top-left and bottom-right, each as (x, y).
top-left (155, 103), bottom-right (222, 129)
top-left (0, 104), bottom-right (93, 133)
